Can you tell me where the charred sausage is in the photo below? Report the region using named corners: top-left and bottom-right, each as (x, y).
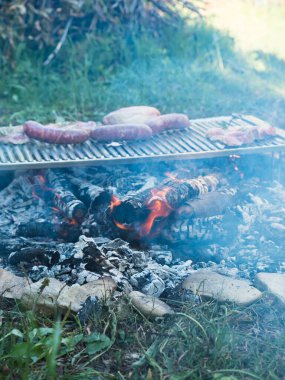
top-left (90, 124), bottom-right (153, 141)
top-left (24, 121), bottom-right (90, 144)
top-left (147, 113), bottom-right (190, 134)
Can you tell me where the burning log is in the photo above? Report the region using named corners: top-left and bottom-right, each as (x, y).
top-left (18, 173), bottom-right (87, 222)
top-left (8, 247), bottom-right (60, 267)
top-left (111, 174), bottom-right (219, 237)
top-left (67, 176), bottom-right (111, 208)
top-left (175, 189), bottom-right (237, 219)
top-left (163, 190), bottom-right (239, 244)
top-left (45, 171), bottom-right (87, 222)
top-left (16, 220), bottom-right (81, 242)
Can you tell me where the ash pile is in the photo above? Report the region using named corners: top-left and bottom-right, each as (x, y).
top-left (1, 154), bottom-right (285, 303)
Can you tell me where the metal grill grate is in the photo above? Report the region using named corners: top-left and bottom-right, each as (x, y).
top-left (0, 115), bottom-right (285, 170)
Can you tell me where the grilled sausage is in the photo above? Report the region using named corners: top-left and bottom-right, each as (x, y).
top-left (103, 106), bottom-right (160, 125)
top-left (24, 121), bottom-right (90, 144)
top-left (147, 113), bottom-right (190, 134)
top-left (90, 124), bottom-right (153, 141)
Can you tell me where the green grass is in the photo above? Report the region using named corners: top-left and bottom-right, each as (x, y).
top-left (1, 296), bottom-right (285, 379)
top-left (1, 21), bottom-right (285, 128)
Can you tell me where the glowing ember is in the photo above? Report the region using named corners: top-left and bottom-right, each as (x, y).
top-left (32, 190), bottom-right (41, 200)
top-left (114, 220), bottom-right (130, 231)
top-left (165, 172), bottom-right (178, 180)
top-left (140, 187), bottom-right (173, 236)
top-left (110, 195), bottom-right (121, 212)
top-left (165, 172), bottom-right (185, 184)
top-left (38, 175), bottom-right (46, 184)
top-left (109, 187), bottom-right (173, 236)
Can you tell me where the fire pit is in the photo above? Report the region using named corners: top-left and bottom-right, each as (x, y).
top-left (0, 115), bottom-right (285, 312)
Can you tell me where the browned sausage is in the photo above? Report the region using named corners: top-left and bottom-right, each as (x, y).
top-left (24, 121), bottom-right (90, 144)
top-left (147, 113), bottom-right (190, 134)
top-left (90, 124), bottom-right (153, 141)
top-left (103, 106), bottom-right (160, 125)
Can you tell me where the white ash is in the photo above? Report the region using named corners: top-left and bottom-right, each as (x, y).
top-left (2, 161), bottom-right (285, 300)
top-left (76, 270), bottom-right (101, 285)
top-left (130, 270), bottom-right (165, 297)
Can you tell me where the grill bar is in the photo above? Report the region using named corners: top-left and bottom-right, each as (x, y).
top-left (0, 115), bottom-right (284, 170)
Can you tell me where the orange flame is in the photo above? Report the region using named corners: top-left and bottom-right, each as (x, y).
top-left (109, 188), bottom-right (173, 237)
top-left (110, 195), bottom-right (121, 212)
top-left (38, 175), bottom-right (46, 184)
top-left (110, 195), bottom-right (130, 230)
top-left (114, 220), bottom-right (130, 231)
top-left (165, 172), bottom-right (178, 180)
top-left (140, 187), bottom-right (173, 236)
top-left (32, 190), bottom-right (41, 200)
top-left (165, 172), bottom-right (187, 184)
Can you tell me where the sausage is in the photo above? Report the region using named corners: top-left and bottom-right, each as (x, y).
top-left (103, 106), bottom-right (160, 125)
top-left (24, 121), bottom-right (90, 144)
top-left (147, 113), bottom-right (190, 134)
top-left (90, 124), bottom-right (153, 141)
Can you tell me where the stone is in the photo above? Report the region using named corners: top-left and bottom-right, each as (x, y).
top-left (81, 276), bottom-right (117, 299)
top-left (255, 272), bottom-right (285, 304)
top-left (0, 268), bottom-right (29, 299)
top-left (76, 270), bottom-right (100, 285)
top-left (21, 276), bottom-right (116, 313)
top-left (21, 278), bottom-right (84, 313)
top-left (182, 270), bottom-right (262, 306)
top-left (141, 274), bottom-right (165, 297)
top-left (129, 291), bottom-right (174, 317)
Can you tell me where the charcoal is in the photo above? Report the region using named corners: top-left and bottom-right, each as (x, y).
top-left (160, 286), bottom-right (200, 303)
top-left (0, 236), bottom-right (64, 259)
top-left (68, 176), bottom-right (111, 208)
top-left (0, 237), bottom-right (30, 256)
top-left (46, 171), bottom-right (87, 222)
top-left (81, 240), bottom-right (113, 274)
top-left (0, 171), bottom-right (14, 190)
top-left (16, 220), bottom-right (58, 239)
top-left (174, 245), bottom-right (222, 264)
top-left (102, 238), bottom-right (129, 250)
top-left (149, 249), bottom-right (173, 265)
top-left (77, 296), bottom-right (101, 324)
top-left (29, 265), bottom-right (51, 281)
top-left (128, 250), bottom-right (147, 267)
top-left (116, 245), bottom-right (135, 257)
top-left (129, 270), bottom-right (165, 297)
top-left (82, 240), bottom-right (102, 260)
top-left (16, 220), bottom-right (81, 242)
top-left (76, 270), bottom-right (101, 285)
top-left (142, 275), bottom-right (165, 297)
top-left (164, 208), bottom-right (240, 245)
top-left (91, 237), bottom-right (111, 246)
top-left (8, 247), bottom-right (60, 267)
